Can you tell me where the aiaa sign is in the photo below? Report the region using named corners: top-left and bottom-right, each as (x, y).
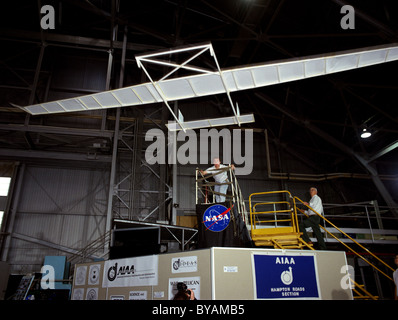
top-left (252, 254), bottom-right (320, 299)
top-left (102, 256), bottom-right (158, 288)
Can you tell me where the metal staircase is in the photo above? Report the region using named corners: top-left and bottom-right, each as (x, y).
top-left (248, 190), bottom-right (396, 300)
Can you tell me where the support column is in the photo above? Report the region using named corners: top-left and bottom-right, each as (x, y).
top-left (158, 105), bottom-right (168, 222)
top-left (105, 109), bottom-right (120, 254)
top-left (132, 111), bottom-right (144, 219)
top-left (105, 4), bottom-right (124, 239)
top-left (171, 102), bottom-right (178, 225)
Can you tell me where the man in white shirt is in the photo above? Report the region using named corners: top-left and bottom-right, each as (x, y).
top-left (200, 158), bottom-right (234, 203)
top-left (299, 187), bottom-right (327, 250)
top-left (394, 254), bottom-right (398, 300)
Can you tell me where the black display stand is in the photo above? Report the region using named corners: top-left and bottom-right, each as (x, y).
top-left (196, 202), bottom-right (252, 249)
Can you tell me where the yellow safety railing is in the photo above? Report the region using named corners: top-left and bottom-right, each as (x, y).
top-left (248, 190), bottom-right (315, 250)
top-left (252, 201), bottom-right (293, 224)
top-left (249, 190), bottom-right (298, 233)
top-left (294, 195), bottom-right (395, 283)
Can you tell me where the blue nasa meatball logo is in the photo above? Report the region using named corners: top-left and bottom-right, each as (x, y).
top-left (202, 204), bottom-right (231, 232)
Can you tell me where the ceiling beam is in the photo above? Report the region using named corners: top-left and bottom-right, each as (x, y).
top-left (0, 124), bottom-right (114, 138)
top-left (0, 28), bottom-right (162, 52)
top-left (0, 148), bottom-right (112, 163)
top-left (368, 140), bottom-right (398, 163)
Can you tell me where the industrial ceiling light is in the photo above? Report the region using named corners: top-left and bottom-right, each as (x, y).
top-left (361, 128), bottom-right (372, 139)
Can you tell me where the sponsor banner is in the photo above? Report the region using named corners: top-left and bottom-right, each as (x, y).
top-left (129, 290), bottom-right (147, 300)
top-left (252, 253), bottom-right (320, 299)
top-left (171, 256), bottom-right (198, 273)
top-left (168, 276), bottom-right (200, 300)
top-left (102, 255), bottom-right (158, 288)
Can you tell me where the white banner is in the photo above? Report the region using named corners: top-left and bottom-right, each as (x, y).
top-left (168, 276), bottom-right (200, 300)
top-left (171, 256), bottom-right (198, 273)
top-left (102, 255), bottom-right (158, 288)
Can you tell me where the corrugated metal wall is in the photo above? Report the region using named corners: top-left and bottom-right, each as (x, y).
top-left (6, 165), bottom-right (109, 273)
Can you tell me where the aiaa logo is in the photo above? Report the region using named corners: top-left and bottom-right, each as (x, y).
top-left (107, 263), bottom-right (118, 281)
top-left (277, 256), bottom-right (295, 285)
top-left (281, 267), bottom-right (293, 285)
top-left (107, 262), bottom-right (135, 281)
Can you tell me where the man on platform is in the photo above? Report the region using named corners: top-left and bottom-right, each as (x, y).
top-left (200, 158), bottom-right (234, 203)
top-left (299, 187), bottom-right (327, 250)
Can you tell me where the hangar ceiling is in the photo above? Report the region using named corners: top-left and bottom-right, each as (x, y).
top-left (0, 0), bottom-right (397, 208)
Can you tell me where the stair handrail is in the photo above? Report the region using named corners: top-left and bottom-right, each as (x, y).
top-left (228, 167), bottom-right (248, 223)
top-left (294, 196), bottom-right (394, 282)
top-left (350, 278), bottom-right (378, 300)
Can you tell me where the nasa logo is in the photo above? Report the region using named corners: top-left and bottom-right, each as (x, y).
top-left (202, 204), bottom-right (231, 232)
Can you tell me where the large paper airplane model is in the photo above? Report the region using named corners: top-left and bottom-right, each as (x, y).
top-left (18, 42), bottom-right (398, 131)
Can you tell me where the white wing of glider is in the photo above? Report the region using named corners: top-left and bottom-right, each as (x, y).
top-left (19, 42), bottom-right (398, 130)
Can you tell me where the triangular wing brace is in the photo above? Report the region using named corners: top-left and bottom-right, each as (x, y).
top-left (135, 42), bottom-right (242, 131)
